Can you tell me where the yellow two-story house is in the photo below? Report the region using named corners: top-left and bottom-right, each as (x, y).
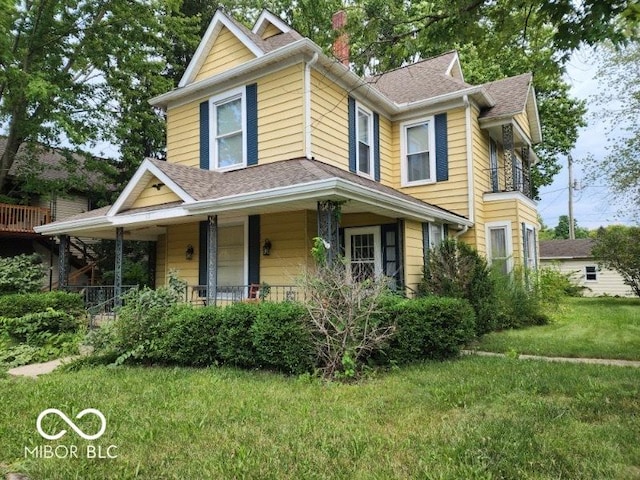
top-left (37, 9), bottom-right (542, 303)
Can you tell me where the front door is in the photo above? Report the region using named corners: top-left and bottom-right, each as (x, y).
top-left (344, 226), bottom-right (382, 282)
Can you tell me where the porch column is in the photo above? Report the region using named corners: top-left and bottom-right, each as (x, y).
top-left (147, 241), bottom-right (157, 289)
top-left (58, 234), bottom-right (70, 290)
top-left (521, 145), bottom-right (531, 197)
top-left (207, 215), bottom-right (218, 306)
top-left (317, 200), bottom-right (340, 266)
top-left (114, 227), bottom-right (123, 309)
top-left (502, 124), bottom-right (515, 191)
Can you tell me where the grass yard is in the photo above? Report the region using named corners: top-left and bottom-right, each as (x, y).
top-left (1, 357), bottom-right (639, 479)
top-left (475, 297), bottom-right (640, 360)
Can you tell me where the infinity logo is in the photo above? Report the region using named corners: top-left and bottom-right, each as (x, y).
top-left (36, 408), bottom-right (107, 441)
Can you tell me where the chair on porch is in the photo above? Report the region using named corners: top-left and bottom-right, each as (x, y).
top-left (245, 283), bottom-right (261, 303)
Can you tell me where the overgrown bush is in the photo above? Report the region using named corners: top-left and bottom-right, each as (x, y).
top-left (420, 239), bottom-right (498, 334)
top-left (216, 302), bottom-right (260, 368)
top-left (162, 306), bottom-right (221, 366)
top-left (0, 291), bottom-right (84, 318)
top-left (537, 266), bottom-right (586, 301)
top-left (0, 254), bottom-right (45, 294)
top-left (251, 302), bottom-right (314, 374)
top-left (1, 309), bottom-right (81, 345)
top-left (380, 297), bottom-right (476, 365)
top-left (492, 267), bottom-right (549, 329)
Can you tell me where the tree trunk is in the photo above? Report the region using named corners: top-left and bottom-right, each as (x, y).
top-left (0, 108), bottom-right (26, 194)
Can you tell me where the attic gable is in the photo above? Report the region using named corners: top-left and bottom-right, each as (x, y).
top-left (108, 159), bottom-right (193, 216)
top-left (252, 10), bottom-right (292, 39)
top-left (179, 10), bottom-right (264, 88)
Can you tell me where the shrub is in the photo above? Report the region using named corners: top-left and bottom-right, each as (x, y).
top-left (492, 268), bottom-right (549, 329)
top-left (250, 302), bottom-right (314, 374)
top-left (216, 302), bottom-right (260, 368)
top-left (537, 266), bottom-right (585, 299)
top-left (381, 297), bottom-right (476, 365)
top-left (0, 254), bottom-right (45, 294)
top-left (162, 306), bottom-right (221, 366)
top-left (0, 291), bottom-right (84, 319)
top-left (1, 309), bottom-right (82, 345)
top-left (420, 239), bottom-right (498, 334)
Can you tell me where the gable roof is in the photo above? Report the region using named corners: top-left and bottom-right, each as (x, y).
top-left (539, 239), bottom-right (595, 259)
top-left (366, 51), bottom-right (473, 104)
top-left (480, 73), bottom-right (532, 119)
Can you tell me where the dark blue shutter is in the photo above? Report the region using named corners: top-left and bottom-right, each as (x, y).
top-left (435, 113), bottom-right (448, 181)
top-left (348, 96), bottom-right (356, 173)
top-left (198, 221), bottom-right (208, 287)
top-left (421, 222), bottom-right (430, 265)
top-left (200, 101), bottom-right (209, 170)
top-left (246, 83), bottom-right (258, 166)
top-left (443, 224), bottom-right (449, 238)
top-left (248, 215), bottom-right (260, 284)
top-left (373, 112), bottom-right (380, 181)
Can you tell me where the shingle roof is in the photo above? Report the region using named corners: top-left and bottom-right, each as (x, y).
top-left (365, 51), bottom-right (473, 104)
top-left (0, 137), bottom-right (113, 191)
top-left (225, 13), bottom-right (301, 54)
top-left (539, 239), bottom-right (595, 259)
top-left (479, 73), bottom-right (532, 119)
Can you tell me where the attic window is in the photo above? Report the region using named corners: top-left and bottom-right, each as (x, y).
top-left (210, 87), bottom-right (246, 171)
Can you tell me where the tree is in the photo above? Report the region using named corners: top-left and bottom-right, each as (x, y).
top-left (592, 225), bottom-right (640, 297)
top-left (553, 215), bottom-right (590, 239)
top-left (0, 0), bottom-right (198, 195)
top-left (583, 42), bottom-right (640, 217)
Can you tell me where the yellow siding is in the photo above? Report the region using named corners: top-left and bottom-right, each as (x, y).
top-left (310, 70), bottom-right (349, 169)
top-left (165, 223), bottom-right (200, 287)
top-left (515, 111), bottom-right (531, 140)
top-left (166, 101), bottom-right (200, 167)
top-left (155, 234), bottom-right (167, 287)
top-left (193, 27), bottom-right (256, 83)
top-left (394, 108), bottom-right (469, 217)
top-left (404, 219), bottom-right (424, 292)
top-left (468, 104), bottom-right (492, 254)
top-left (257, 65), bottom-right (305, 163)
top-left (341, 213), bottom-right (395, 228)
top-left (260, 23), bottom-right (281, 39)
top-left (379, 114), bottom-right (395, 186)
top-left (483, 198), bottom-right (538, 266)
top-left (260, 211), bottom-right (310, 285)
top-left (130, 178), bottom-right (181, 209)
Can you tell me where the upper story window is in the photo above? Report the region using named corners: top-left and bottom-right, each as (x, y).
top-left (356, 106), bottom-right (373, 177)
top-left (401, 117), bottom-right (436, 186)
top-left (210, 87), bottom-right (246, 171)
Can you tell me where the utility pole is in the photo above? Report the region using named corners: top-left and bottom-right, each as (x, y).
top-left (568, 153), bottom-right (575, 240)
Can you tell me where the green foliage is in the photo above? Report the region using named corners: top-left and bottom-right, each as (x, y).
top-left (420, 239), bottom-right (498, 334)
top-left (492, 268), bottom-right (549, 329)
top-left (0, 254), bottom-right (45, 294)
top-left (381, 297), bottom-right (476, 365)
top-left (0, 290), bottom-right (84, 318)
top-left (537, 265), bottom-right (586, 299)
top-left (552, 215), bottom-right (590, 239)
top-left (162, 306), bottom-right (221, 367)
top-left (216, 302), bottom-right (260, 368)
top-left (1, 309), bottom-right (81, 345)
top-left (592, 225), bottom-right (640, 297)
top-left (250, 302), bottom-right (314, 374)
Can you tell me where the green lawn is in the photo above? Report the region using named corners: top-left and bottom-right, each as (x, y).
top-left (1, 357), bottom-right (640, 479)
top-left (475, 297), bottom-right (640, 360)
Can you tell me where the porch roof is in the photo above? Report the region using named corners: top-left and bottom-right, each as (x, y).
top-left (35, 158), bottom-right (471, 240)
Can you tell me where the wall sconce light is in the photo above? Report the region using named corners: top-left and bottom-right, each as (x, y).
top-left (185, 244), bottom-right (194, 260)
top-left (262, 239), bottom-right (272, 256)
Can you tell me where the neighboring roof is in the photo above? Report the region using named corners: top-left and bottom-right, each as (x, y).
top-left (0, 137), bottom-right (113, 191)
top-left (365, 52), bottom-right (474, 104)
top-left (479, 73), bottom-right (533, 119)
top-left (539, 239), bottom-right (595, 259)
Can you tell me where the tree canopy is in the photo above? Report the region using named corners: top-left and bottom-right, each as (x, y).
top-left (592, 225), bottom-right (640, 297)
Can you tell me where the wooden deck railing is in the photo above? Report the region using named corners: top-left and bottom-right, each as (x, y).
top-left (0, 203), bottom-right (51, 233)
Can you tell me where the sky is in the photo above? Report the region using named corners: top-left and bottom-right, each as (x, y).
top-left (536, 47), bottom-right (635, 230)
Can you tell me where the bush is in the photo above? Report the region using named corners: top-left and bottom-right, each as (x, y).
top-left (0, 254), bottom-right (45, 294)
top-left (250, 302), bottom-right (314, 374)
top-left (537, 266), bottom-right (585, 299)
top-left (216, 302), bottom-right (260, 368)
top-left (381, 297), bottom-right (476, 365)
top-left (0, 291), bottom-right (84, 319)
top-left (162, 306), bottom-right (221, 366)
top-left (420, 239), bottom-right (498, 334)
top-left (1, 309), bottom-right (82, 345)
top-left (492, 268), bottom-right (549, 329)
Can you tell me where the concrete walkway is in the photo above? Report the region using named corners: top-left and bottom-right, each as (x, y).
top-left (7, 357), bottom-right (77, 378)
top-left (463, 350), bottom-right (640, 367)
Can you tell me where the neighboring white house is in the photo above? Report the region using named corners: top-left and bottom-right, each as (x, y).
top-left (539, 239), bottom-right (634, 297)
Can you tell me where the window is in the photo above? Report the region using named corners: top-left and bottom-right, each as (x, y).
top-left (585, 265), bottom-right (598, 282)
top-left (486, 222), bottom-right (512, 274)
top-left (345, 226), bottom-right (382, 282)
top-left (430, 223), bottom-right (444, 248)
top-left (524, 225), bottom-right (536, 269)
top-left (489, 138), bottom-right (499, 192)
top-left (356, 106), bottom-right (373, 176)
top-left (401, 118), bottom-right (435, 185)
top-left (217, 223), bottom-right (246, 288)
top-left (210, 87), bottom-right (246, 170)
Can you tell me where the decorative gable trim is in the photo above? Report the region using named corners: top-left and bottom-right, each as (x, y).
top-left (179, 10), bottom-right (264, 88)
top-left (107, 159), bottom-right (194, 217)
top-left (252, 10), bottom-right (291, 37)
top-left (445, 51), bottom-right (465, 82)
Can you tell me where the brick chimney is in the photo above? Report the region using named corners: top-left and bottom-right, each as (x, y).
top-left (332, 10), bottom-right (349, 67)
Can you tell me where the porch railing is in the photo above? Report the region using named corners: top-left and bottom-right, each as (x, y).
top-left (0, 203), bottom-right (51, 233)
top-left (65, 285), bottom-right (138, 314)
top-left (488, 165), bottom-right (532, 198)
top-left (188, 284), bottom-right (301, 305)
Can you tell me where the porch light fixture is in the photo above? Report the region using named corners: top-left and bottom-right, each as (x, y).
top-left (262, 239), bottom-right (272, 256)
top-left (185, 244), bottom-right (194, 260)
